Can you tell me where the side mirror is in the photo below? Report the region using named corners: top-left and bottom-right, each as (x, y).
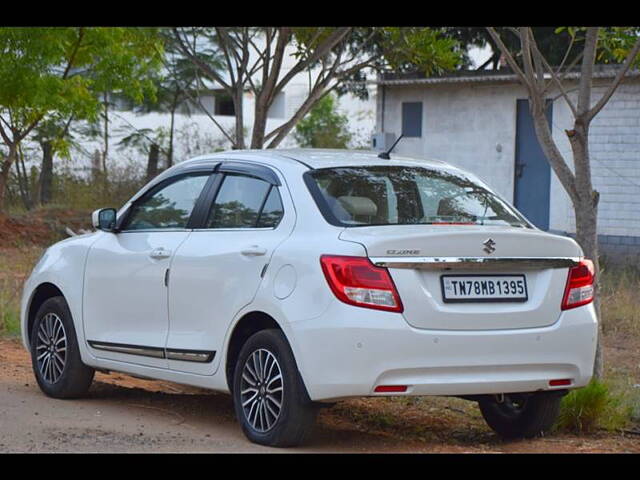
top-left (92, 208), bottom-right (117, 232)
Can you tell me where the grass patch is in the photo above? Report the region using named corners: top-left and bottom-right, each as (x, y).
top-left (556, 379), bottom-right (633, 433)
top-left (0, 246), bottom-right (43, 336)
top-left (0, 276), bottom-right (22, 336)
top-left (599, 263), bottom-right (640, 338)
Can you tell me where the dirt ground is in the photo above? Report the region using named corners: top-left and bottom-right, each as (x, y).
top-left (1, 337), bottom-right (639, 453)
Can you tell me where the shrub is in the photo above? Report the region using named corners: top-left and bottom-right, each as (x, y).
top-left (556, 379), bottom-right (631, 433)
top-left (294, 94), bottom-right (353, 149)
top-left (599, 263), bottom-right (640, 337)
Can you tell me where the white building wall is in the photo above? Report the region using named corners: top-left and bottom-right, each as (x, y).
top-left (378, 79), bottom-right (640, 244)
top-left (587, 82), bottom-right (640, 238)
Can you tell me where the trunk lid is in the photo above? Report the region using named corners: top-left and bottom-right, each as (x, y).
top-left (339, 225), bottom-right (583, 331)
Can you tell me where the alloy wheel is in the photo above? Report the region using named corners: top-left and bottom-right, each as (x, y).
top-left (240, 348), bottom-right (284, 432)
top-left (35, 313), bottom-right (67, 384)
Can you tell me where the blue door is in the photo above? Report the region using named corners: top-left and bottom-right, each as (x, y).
top-left (514, 99), bottom-right (552, 230)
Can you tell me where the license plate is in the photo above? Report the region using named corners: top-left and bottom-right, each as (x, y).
top-left (440, 274), bottom-right (528, 303)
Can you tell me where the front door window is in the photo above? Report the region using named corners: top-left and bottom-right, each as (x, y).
top-left (124, 174), bottom-right (210, 230)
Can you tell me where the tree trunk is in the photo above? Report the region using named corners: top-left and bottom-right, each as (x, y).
top-left (233, 86), bottom-right (245, 149)
top-left (168, 107), bottom-right (176, 169)
top-left (101, 92), bottom-right (110, 197)
top-left (567, 124), bottom-right (604, 379)
top-left (102, 91), bottom-right (110, 177)
top-left (91, 149), bottom-right (102, 182)
top-left (39, 140), bottom-right (54, 205)
top-left (0, 144), bottom-right (17, 212)
top-left (251, 94), bottom-right (269, 149)
top-left (16, 148), bottom-right (33, 211)
top-left (573, 180), bottom-right (603, 379)
top-left (15, 159), bottom-right (29, 210)
top-left (146, 143), bottom-right (160, 182)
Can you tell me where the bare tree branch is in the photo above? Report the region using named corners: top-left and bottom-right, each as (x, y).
top-left (528, 33), bottom-right (578, 117)
top-left (577, 27), bottom-right (599, 118)
top-left (62, 27), bottom-right (85, 79)
top-left (587, 35), bottom-right (640, 122)
top-left (520, 27), bottom-right (538, 92)
top-left (486, 28), bottom-right (533, 91)
top-left (555, 31), bottom-right (576, 78)
top-left (0, 118), bottom-right (12, 145)
top-left (272, 28), bottom-right (352, 95)
top-left (214, 28), bottom-right (238, 87)
top-left (172, 28), bottom-right (231, 91)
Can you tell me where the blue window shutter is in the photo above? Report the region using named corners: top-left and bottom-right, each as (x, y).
top-left (402, 102), bottom-right (423, 137)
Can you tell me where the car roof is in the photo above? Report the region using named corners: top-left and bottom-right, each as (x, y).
top-left (183, 148), bottom-right (455, 172)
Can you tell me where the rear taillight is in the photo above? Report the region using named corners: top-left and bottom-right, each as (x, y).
top-left (561, 259), bottom-right (595, 310)
top-left (320, 255), bottom-right (403, 312)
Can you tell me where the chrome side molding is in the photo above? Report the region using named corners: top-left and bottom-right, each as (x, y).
top-left (166, 349), bottom-right (216, 363)
top-left (88, 340), bottom-right (165, 358)
top-left (88, 340), bottom-right (215, 363)
top-left (371, 256), bottom-right (582, 270)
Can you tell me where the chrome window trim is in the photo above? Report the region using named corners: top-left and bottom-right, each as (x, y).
top-left (116, 228), bottom-right (193, 234)
top-left (193, 227), bottom-right (278, 233)
top-left (371, 256), bottom-right (582, 270)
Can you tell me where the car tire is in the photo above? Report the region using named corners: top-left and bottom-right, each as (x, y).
top-left (30, 296), bottom-right (95, 399)
top-left (478, 391), bottom-right (563, 439)
top-left (232, 329), bottom-right (318, 447)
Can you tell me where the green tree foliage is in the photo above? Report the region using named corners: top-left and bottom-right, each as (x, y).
top-left (172, 27), bottom-right (462, 148)
top-left (323, 27), bottom-right (462, 101)
top-left (555, 26), bottom-right (640, 65)
top-left (0, 27), bottom-right (163, 209)
top-left (293, 94), bottom-right (352, 149)
top-left (461, 27), bottom-right (640, 71)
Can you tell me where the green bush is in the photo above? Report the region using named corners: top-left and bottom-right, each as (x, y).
top-left (294, 94), bottom-right (353, 149)
top-left (556, 379), bottom-right (631, 433)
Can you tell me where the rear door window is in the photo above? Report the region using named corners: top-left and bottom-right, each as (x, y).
top-left (206, 174), bottom-right (284, 229)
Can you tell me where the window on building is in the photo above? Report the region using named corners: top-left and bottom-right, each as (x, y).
top-left (215, 93), bottom-right (235, 116)
top-left (401, 102), bottom-right (423, 137)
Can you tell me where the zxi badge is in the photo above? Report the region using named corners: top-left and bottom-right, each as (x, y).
top-left (483, 238), bottom-right (496, 254)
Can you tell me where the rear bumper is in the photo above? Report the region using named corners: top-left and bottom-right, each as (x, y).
top-left (289, 301), bottom-right (597, 402)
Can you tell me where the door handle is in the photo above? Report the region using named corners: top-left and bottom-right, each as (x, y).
top-left (149, 247), bottom-right (172, 259)
top-left (240, 245), bottom-right (267, 257)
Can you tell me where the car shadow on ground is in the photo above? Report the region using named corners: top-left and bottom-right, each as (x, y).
top-left (83, 378), bottom-right (506, 452)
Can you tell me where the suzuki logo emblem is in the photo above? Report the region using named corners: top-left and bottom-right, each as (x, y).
top-left (483, 238), bottom-right (496, 254)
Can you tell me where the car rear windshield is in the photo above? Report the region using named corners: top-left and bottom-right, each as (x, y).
top-left (305, 166), bottom-right (530, 228)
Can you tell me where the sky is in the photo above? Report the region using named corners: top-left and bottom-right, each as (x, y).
top-left (468, 45), bottom-right (493, 69)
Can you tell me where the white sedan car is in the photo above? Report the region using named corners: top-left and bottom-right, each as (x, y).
top-left (21, 149), bottom-right (597, 447)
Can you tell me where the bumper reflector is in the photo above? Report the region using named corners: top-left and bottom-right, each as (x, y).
top-left (549, 379), bottom-right (572, 387)
top-left (374, 385), bottom-right (408, 393)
